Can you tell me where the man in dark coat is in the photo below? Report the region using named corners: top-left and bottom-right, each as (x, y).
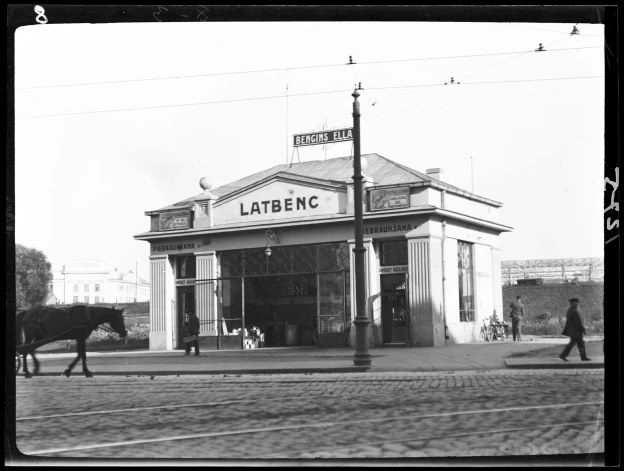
top-left (509, 295), bottom-right (525, 341)
top-left (559, 298), bottom-right (591, 361)
top-left (184, 311), bottom-right (200, 356)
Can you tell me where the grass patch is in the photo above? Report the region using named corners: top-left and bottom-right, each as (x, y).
top-left (503, 283), bottom-right (603, 336)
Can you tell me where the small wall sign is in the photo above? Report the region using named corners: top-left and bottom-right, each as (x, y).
top-left (176, 278), bottom-right (196, 286)
top-left (370, 188), bottom-right (410, 211)
top-left (159, 211), bottom-right (190, 231)
top-left (380, 265), bottom-right (409, 274)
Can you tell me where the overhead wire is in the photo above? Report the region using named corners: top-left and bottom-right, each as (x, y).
top-left (17, 75), bottom-right (603, 119)
top-left (366, 83), bottom-right (599, 116)
top-left (15, 46), bottom-right (602, 91)
top-left (369, 25), bottom-right (600, 108)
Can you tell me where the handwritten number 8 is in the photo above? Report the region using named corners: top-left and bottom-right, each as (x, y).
top-left (34, 5), bottom-right (48, 24)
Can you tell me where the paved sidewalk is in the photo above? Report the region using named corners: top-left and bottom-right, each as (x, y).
top-left (20, 336), bottom-right (604, 377)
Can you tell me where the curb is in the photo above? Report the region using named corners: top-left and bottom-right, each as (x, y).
top-left (505, 358), bottom-right (604, 369)
top-left (16, 366), bottom-right (372, 378)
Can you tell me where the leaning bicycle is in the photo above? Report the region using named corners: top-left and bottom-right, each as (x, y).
top-left (479, 317), bottom-right (494, 342)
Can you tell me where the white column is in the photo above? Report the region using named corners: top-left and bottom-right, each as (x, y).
top-left (195, 251), bottom-right (217, 335)
top-left (149, 255), bottom-right (174, 350)
top-left (407, 237), bottom-right (445, 347)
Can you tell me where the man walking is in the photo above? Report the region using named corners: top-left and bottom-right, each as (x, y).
top-left (509, 295), bottom-right (525, 341)
top-left (184, 311), bottom-right (200, 356)
top-left (559, 298), bottom-right (591, 362)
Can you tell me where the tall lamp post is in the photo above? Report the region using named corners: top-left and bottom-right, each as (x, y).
top-left (352, 88), bottom-right (372, 367)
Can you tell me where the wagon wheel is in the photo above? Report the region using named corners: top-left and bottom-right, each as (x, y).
top-left (479, 328), bottom-right (487, 342)
top-left (485, 325), bottom-right (494, 342)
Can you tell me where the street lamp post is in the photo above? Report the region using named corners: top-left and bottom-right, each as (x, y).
top-left (352, 88), bottom-right (372, 367)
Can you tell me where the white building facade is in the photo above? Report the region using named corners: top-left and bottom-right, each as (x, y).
top-left (48, 260), bottom-right (150, 305)
top-left (135, 154), bottom-right (512, 351)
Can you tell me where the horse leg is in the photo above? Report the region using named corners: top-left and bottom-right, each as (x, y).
top-left (63, 346), bottom-right (82, 378)
top-left (22, 351), bottom-right (31, 379)
top-left (79, 339), bottom-right (93, 378)
top-left (31, 349), bottom-right (40, 375)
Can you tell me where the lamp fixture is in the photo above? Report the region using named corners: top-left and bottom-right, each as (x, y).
top-left (265, 229), bottom-right (280, 258)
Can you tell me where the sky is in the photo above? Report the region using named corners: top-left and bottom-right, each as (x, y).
top-left (13, 16), bottom-right (605, 278)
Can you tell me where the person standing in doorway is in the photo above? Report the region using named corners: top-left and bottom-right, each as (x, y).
top-left (559, 298), bottom-right (591, 362)
top-left (509, 295), bottom-right (525, 341)
top-left (184, 311), bottom-right (200, 356)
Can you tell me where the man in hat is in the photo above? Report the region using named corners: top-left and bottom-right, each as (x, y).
top-left (559, 298), bottom-right (591, 361)
top-left (509, 295), bottom-right (525, 341)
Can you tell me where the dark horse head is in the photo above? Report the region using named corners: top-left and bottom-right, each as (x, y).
top-left (109, 307), bottom-right (128, 339)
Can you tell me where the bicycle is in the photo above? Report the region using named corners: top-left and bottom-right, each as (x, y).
top-left (490, 320), bottom-right (508, 341)
top-left (479, 317), bottom-right (494, 342)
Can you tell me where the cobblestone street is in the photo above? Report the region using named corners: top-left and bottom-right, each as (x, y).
top-left (14, 369), bottom-right (604, 462)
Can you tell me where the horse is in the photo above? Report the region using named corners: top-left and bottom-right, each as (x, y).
top-left (16, 305), bottom-right (128, 378)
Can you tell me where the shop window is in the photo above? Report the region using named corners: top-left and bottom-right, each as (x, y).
top-left (177, 256), bottom-right (196, 279)
top-left (84, 296), bottom-right (89, 304)
top-left (220, 243), bottom-right (350, 277)
top-left (73, 296), bottom-right (78, 303)
top-left (318, 272), bottom-right (347, 333)
top-left (458, 241), bottom-right (475, 322)
top-left (380, 240), bottom-right (408, 266)
top-left (95, 296), bottom-right (100, 303)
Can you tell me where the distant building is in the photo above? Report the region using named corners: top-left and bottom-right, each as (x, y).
top-left (49, 260), bottom-right (150, 304)
top-left (501, 258), bottom-right (604, 285)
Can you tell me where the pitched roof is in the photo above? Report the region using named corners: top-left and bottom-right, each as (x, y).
top-left (152, 153), bottom-right (501, 212)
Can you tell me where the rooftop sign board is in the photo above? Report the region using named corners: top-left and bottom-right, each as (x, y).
top-left (159, 210), bottom-right (191, 231)
top-left (293, 128), bottom-right (353, 147)
top-left (370, 188), bottom-right (410, 211)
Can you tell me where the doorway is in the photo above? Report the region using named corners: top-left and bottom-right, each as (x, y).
top-left (381, 274), bottom-right (408, 345)
top-left (176, 286), bottom-right (195, 348)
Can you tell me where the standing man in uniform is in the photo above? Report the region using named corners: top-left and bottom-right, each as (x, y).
top-left (184, 311), bottom-right (200, 356)
top-left (509, 295), bottom-right (525, 341)
top-left (559, 298), bottom-right (591, 362)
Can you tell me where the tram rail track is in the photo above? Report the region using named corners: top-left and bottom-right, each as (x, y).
top-left (22, 401), bottom-right (603, 457)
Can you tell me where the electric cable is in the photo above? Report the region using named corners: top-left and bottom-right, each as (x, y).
top-left (16, 46), bottom-right (602, 91)
top-left (17, 75), bottom-right (603, 119)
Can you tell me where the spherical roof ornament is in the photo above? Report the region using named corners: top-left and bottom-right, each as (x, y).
top-left (199, 177), bottom-right (213, 192)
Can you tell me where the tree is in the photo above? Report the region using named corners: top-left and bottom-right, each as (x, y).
top-left (16, 244), bottom-right (52, 310)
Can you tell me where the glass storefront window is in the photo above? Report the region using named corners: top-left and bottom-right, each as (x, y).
top-left (177, 256), bottom-right (196, 279)
top-left (458, 241), bottom-right (475, 322)
top-left (220, 243), bottom-right (350, 277)
top-left (318, 272), bottom-right (347, 334)
top-left (380, 240), bottom-right (408, 266)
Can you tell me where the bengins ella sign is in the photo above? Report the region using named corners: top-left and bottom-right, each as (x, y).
top-left (293, 128), bottom-right (353, 147)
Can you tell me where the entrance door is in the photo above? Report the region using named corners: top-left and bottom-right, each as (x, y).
top-left (177, 286), bottom-right (195, 348)
top-left (381, 274), bottom-right (407, 345)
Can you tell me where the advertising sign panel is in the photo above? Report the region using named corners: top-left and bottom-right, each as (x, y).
top-left (370, 188), bottom-right (410, 211)
top-left (159, 211), bottom-right (191, 231)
